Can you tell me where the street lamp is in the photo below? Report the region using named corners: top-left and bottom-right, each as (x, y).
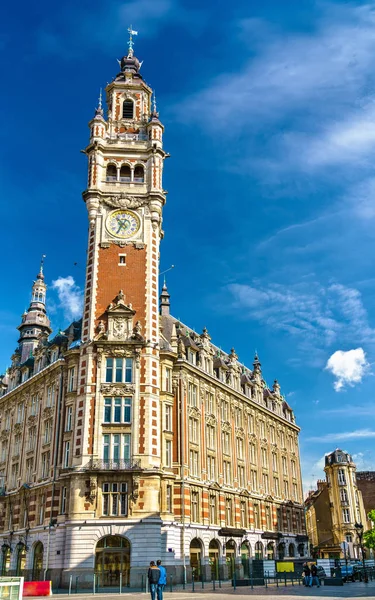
top-left (354, 522), bottom-right (368, 584)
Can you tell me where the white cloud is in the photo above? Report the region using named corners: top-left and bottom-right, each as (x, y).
top-left (352, 451), bottom-right (375, 472)
top-left (325, 348), bottom-right (369, 391)
top-left (307, 429), bottom-right (375, 442)
top-left (52, 276), bottom-right (83, 321)
top-left (322, 404), bottom-right (375, 417)
top-left (301, 455), bottom-right (325, 497)
top-left (226, 280), bottom-right (374, 359)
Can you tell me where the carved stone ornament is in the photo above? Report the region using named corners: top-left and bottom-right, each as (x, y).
top-left (221, 421), bottom-right (232, 433)
top-left (188, 406), bottom-right (201, 419)
top-left (101, 383), bottom-right (135, 396)
top-left (27, 415), bottom-right (37, 426)
top-left (235, 427), bottom-right (245, 439)
top-left (105, 347), bottom-right (134, 358)
top-left (86, 475), bottom-right (97, 503)
top-left (103, 194), bottom-right (146, 210)
top-left (113, 318), bottom-right (127, 339)
top-left (132, 474), bottom-right (140, 500)
top-left (14, 423), bottom-right (23, 434)
top-left (205, 414), bottom-right (217, 426)
top-left (42, 407), bottom-right (54, 419)
top-left (0, 430), bottom-right (10, 441)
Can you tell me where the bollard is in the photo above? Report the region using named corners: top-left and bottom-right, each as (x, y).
top-left (284, 573), bottom-right (287, 586)
top-left (93, 574), bottom-right (96, 595)
top-left (292, 574), bottom-right (294, 586)
top-left (276, 574), bottom-right (279, 588)
top-left (219, 574), bottom-right (222, 589)
top-left (192, 572), bottom-right (195, 593)
top-left (75, 576), bottom-right (79, 593)
top-left (141, 575), bottom-right (144, 592)
top-left (170, 575), bottom-right (173, 593)
top-left (213, 578), bottom-right (215, 591)
top-left (265, 572), bottom-right (267, 589)
top-left (250, 571), bottom-right (253, 590)
top-left (201, 573), bottom-right (204, 589)
top-left (119, 572), bottom-right (122, 594)
top-left (69, 575), bottom-right (72, 595)
top-left (233, 568), bottom-right (236, 591)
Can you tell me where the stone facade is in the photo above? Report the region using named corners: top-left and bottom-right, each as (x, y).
top-left (0, 39), bottom-right (307, 587)
top-left (305, 449), bottom-right (370, 559)
top-left (356, 472), bottom-right (375, 528)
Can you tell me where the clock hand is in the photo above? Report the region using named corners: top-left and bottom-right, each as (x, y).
top-left (116, 219), bottom-right (126, 233)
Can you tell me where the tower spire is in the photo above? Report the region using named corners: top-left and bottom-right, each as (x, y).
top-left (17, 258), bottom-right (52, 363)
top-left (159, 279), bottom-right (171, 316)
top-left (95, 88), bottom-right (104, 117)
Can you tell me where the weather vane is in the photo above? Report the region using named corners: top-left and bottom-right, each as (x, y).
top-left (127, 25), bottom-right (138, 56)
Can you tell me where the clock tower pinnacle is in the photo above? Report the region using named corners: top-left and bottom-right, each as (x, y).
top-left (79, 34), bottom-right (169, 474)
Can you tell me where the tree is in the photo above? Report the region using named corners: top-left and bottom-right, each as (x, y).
top-left (363, 510), bottom-right (375, 551)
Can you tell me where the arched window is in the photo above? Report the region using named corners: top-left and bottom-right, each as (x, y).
top-left (106, 164), bottom-right (117, 182)
top-left (95, 535), bottom-right (131, 587)
top-left (190, 538), bottom-right (203, 579)
top-left (16, 543), bottom-right (26, 575)
top-left (254, 541), bottom-right (263, 560)
top-left (134, 165), bottom-right (144, 183)
top-left (278, 542), bottom-right (285, 560)
top-left (1, 546), bottom-right (11, 575)
top-left (288, 543), bottom-right (295, 557)
top-left (120, 165), bottom-right (131, 183)
top-left (33, 542), bottom-right (44, 580)
top-left (122, 100), bottom-right (134, 119)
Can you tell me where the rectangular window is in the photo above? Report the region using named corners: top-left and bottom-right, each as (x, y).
top-left (166, 485), bottom-right (172, 512)
top-left (238, 465), bottom-right (245, 488)
top-left (68, 367), bottom-right (75, 392)
top-left (0, 441), bottom-right (7, 462)
top-left (240, 500), bottom-right (247, 528)
top-left (205, 392), bottom-right (214, 414)
top-left (165, 440), bottom-right (172, 467)
top-left (14, 434), bottom-right (22, 457)
top-left (222, 432), bottom-right (230, 455)
top-left (46, 385), bottom-right (54, 407)
top-left (103, 397), bottom-right (132, 423)
top-left (338, 469), bottom-right (346, 485)
top-left (226, 497), bottom-right (233, 526)
top-left (270, 426), bottom-right (275, 444)
top-left (4, 410), bottom-right (10, 429)
top-left (102, 434), bottom-right (131, 464)
top-left (291, 460), bottom-right (296, 478)
top-left (26, 458), bottom-right (33, 483)
top-left (262, 448), bottom-right (268, 468)
top-left (274, 477), bottom-right (280, 496)
top-left (65, 406), bottom-right (73, 432)
top-left (207, 455), bottom-right (216, 480)
top-left (293, 482), bottom-right (298, 500)
top-left (39, 494), bottom-right (45, 524)
top-left (263, 473), bottom-right (269, 494)
top-left (282, 456), bottom-right (288, 475)
top-left (61, 486), bottom-right (67, 514)
top-left (223, 460), bottom-right (231, 485)
top-left (165, 367), bottom-right (172, 392)
top-left (30, 395), bottom-right (39, 416)
top-left (284, 480), bottom-right (289, 498)
top-left (63, 441), bottom-right (70, 468)
top-left (253, 503), bottom-right (260, 528)
top-left (206, 425), bottom-right (215, 450)
top-left (237, 437), bottom-right (244, 460)
top-left (189, 450), bottom-right (199, 476)
top-left (249, 443), bottom-right (256, 464)
top-left (191, 491), bottom-right (199, 522)
top-left (188, 383), bottom-right (198, 407)
top-left (118, 254), bottom-right (126, 265)
top-left (286, 509), bottom-right (292, 531)
top-left (251, 469), bottom-right (258, 491)
top-left (209, 494), bottom-right (217, 524)
top-left (189, 418), bottom-right (198, 443)
top-left (221, 401), bottom-right (229, 422)
top-left (16, 403), bottom-right (24, 423)
top-left (265, 505), bottom-right (272, 530)
top-left (41, 452), bottom-right (50, 478)
top-left (105, 358), bottom-right (133, 383)
top-left (43, 419), bottom-right (52, 444)
top-left (165, 404), bottom-right (172, 430)
top-left (102, 482), bottom-right (128, 516)
top-left (342, 508), bottom-right (350, 523)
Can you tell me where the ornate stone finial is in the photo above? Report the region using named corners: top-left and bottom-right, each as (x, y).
top-left (273, 379), bottom-right (281, 396)
top-left (153, 90), bottom-right (157, 114)
top-left (159, 279), bottom-right (170, 316)
top-left (229, 347), bottom-right (238, 362)
top-left (127, 25), bottom-right (138, 57)
top-left (38, 255), bottom-right (46, 280)
top-left (95, 88), bottom-right (103, 117)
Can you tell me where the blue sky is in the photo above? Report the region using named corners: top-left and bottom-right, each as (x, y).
top-left (1, 0), bottom-right (375, 491)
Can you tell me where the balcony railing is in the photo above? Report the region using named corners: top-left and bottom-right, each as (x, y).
top-left (83, 459), bottom-right (141, 471)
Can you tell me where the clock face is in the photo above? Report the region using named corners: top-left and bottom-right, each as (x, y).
top-left (106, 210), bottom-right (140, 239)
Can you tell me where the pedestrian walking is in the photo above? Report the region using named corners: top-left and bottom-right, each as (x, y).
top-left (310, 563), bottom-right (320, 587)
top-left (302, 563), bottom-right (311, 586)
top-left (148, 561), bottom-right (160, 600)
top-left (156, 560), bottom-right (167, 600)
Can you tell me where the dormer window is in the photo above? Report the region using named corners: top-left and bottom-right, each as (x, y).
top-left (122, 99), bottom-right (134, 119)
top-left (134, 165), bottom-right (144, 183)
top-left (187, 349), bottom-right (196, 365)
top-left (120, 164), bottom-right (131, 182)
top-left (106, 164), bottom-right (117, 182)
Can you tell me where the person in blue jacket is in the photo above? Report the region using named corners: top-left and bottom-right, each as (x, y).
top-left (156, 560), bottom-right (167, 600)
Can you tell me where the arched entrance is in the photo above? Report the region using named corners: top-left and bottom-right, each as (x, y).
top-left (208, 539), bottom-right (220, 580)
top-left (225, 540), bottom-right (236, 578)
top-left (1, 546), bottom-right (11, 576)
top-left (95, 535), bottom-right (130, 587)
top-left (267, 542), bottom-right (275, 560)
top-left (32, 542), bottom-right (44, 580)
top-left (241, 542), bottom-right (251, 577)
top-left (278, 542), bottom-right (285, 560)
top-left (298, 543), bottom-right (305, 557)
top-left (190, 538), bottom-right (203, 579)
top-left (289, 543), bottom-right (295, 558)
top-left (254, 541), bottom-right (263, 560)
top-left (16, 543), bottom-right (26, 576)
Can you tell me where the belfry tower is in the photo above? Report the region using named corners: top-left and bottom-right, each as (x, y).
top-left (79, 30), bottom-right (168, 485)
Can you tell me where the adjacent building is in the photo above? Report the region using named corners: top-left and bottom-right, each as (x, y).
top-left (356, 472), bottom-right (375, 529)
top-left (305, 449), bottom-right (369, 559)
top-left (0, 35), bottom-right (307, 586)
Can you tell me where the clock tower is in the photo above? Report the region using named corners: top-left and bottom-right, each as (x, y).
top-left (80, 32), bottom-right (168, 484)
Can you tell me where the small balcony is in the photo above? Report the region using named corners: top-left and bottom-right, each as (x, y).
top-left (83, 459), bottom-right (141, 471)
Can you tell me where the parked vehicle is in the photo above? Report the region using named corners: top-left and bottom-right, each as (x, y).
top-left (340, 565), bottom-right (363, 582)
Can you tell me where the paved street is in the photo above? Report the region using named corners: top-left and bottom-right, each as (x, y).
top-left (29, 580), bottom-right (375, 600)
